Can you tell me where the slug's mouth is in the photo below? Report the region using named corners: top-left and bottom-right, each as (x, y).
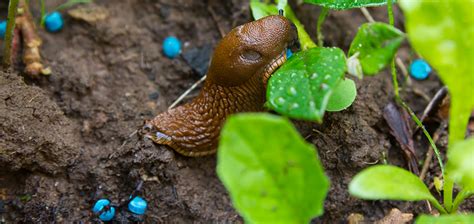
top-left (262, 38), bottom-right (300, 86)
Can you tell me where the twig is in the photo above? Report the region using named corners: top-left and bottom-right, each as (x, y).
top-left (360, 7), bottom-right (375, 23)
top-left (419, 122), bottom-right (446, 181)
top-left (168, 75), bottom-right (206, 109)
top-left (207, 5), bottom-right (226, 38)
top-left (3, 0), bottom-right (20, 70)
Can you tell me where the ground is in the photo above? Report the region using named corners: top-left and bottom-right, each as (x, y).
top-left (0, 0), bottom-right (472, 223)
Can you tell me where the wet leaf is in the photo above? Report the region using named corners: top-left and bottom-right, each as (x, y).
top-left (446, 138), bottom-right (474, 192)
top-left (349, 165), bottom-right (436, 203)
top-left (416, 214), bottom-right (474, 224)
top-left (304, 0), bottom-right (395, 10)
top-left (348, 23), bottom-right (404, 75)
top-left (217, 113), bottom-right (330, 223)
top-left (267, 47), bottom-right (346, 122)
top-left (250, 0), bottom-right (316, 49)
top-left (399, 0), bottom-right (474, 145)
top-left (326, 78), bottom-right (357, 112)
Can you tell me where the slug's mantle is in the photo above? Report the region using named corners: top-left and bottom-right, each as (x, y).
top-left (142, 15), bottom-right (299, 157)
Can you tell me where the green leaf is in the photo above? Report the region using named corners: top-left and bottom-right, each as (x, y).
top-left (399, 0), bottom-right (474, 145)
top-left (304, 0), bottom-right (395, 10)
top-left (250, 0), bottom-right (317, 50)
top-left (267, 47), bottom-right (346, 122)
top-left (446, 138), bottom-right (474, 192)
top-left (348, 22), bottom-right (404, 75)
top-left (326, 78), bottom-right (357, 112)
top-left (416, 214), bottom-right (474, 224)
top-left (217, 113), bottom-right (330, 223)
top-left (349, 165), bottom-right (436, 202)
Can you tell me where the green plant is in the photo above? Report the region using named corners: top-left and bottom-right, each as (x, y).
top-left (350, 138), bottom-right (474, 217)
top-left (349, 0), bottom-right (474, 220)
top-left (217, 113), bottom-right (329, 223)
top-left (218, 0), bottom-right (473, 222)
top-left (2, 0), bottom-right (20, 69)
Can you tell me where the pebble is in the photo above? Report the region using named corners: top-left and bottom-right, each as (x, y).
top-left (410, 59), bottom-right (431, 80)
top-left (0, 20), bottom-right (6, 39)
top-left (44, 11), bottom-right (64, 33)
top-left (182, 43), bottom-right (213, 77)
top-left (163, 36), bottom-right (182, 59)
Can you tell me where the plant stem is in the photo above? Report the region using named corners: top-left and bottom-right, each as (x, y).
top-left (40, 0), bottom-right (46, 27)
top-left (387, 0), bottom-right (394, 26)
top-left (316, 7), bottom-right (329, 47)
top-left (430, 198), bottom-right (448, 214)
top-left (451, 189), bottom-right (473, 213)
top-left (443, 177), bottom-right (454, 212)
top-left (284, 4), bottom-right (317, 49)
top-left (386, 1), bottom-right (444, 176)
top-left (3, 0), bottom-right (20, 70)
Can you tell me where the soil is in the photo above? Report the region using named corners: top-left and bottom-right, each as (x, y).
top-left (0, 0), bottom-right (472, 223)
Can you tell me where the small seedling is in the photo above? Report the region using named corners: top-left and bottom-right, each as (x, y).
top-left (349, 138), bottom-right (474, 217)
top-left (162, 36), bottom-right (182, 59)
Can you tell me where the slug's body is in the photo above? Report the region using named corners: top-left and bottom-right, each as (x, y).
top-left (143, 15), bottom-right (299, 156)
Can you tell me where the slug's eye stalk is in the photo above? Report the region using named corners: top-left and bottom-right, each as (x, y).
top-left (279, 9), bottom-right (284, 16)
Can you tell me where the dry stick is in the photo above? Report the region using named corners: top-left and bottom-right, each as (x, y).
top-left (168, 75), bottom-right (206, 109)
top-left (3, 0), bottom-right (20, 70)
top-left (420, 122), bottom-right (446, 180)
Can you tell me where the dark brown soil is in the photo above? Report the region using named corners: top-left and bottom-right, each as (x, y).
top-left (0, 0), bottom-right (472, 223)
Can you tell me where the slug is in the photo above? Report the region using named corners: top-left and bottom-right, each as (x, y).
top-left (142, 15), bottom-right (299, 157)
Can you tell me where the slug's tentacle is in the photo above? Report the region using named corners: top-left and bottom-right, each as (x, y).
top-left (144, 15), bottom-right (299, 156)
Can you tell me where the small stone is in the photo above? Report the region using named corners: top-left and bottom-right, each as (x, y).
top-left (182, 43), bottom-right (213, 77)
top-left (148, 91), bottom-right (160, 100)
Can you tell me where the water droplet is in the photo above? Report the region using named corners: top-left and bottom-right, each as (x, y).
top-left (290, 103), bottom-right (299, 109)
top-left (310, 73), bottom-right (318, 79)
top-left (324, 75), bottom-right (331, 80)
top-left (321, 83), bottom-right (329, 90)
top-left (309, 101), bottom-right (315, 108)
top-left (288, 86), bottom-right (297, 96)
top-left (277, 97), bottom-right (286, 105)
top-left (291, 73), bottom-right (296, 78)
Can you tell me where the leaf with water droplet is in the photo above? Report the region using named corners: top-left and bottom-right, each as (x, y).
top-left (304, 0), bottom-right (395, 10)
top-left (349, 22), bottom-right (405, 75)
top-left (267, 47), bottom-right (346, 122)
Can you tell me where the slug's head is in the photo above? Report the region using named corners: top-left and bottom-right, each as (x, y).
top-left (207, 15), bottom-right (299, 86)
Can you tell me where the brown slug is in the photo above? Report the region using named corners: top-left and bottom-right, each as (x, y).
top-left (142, 15), bottom-right (299, 157)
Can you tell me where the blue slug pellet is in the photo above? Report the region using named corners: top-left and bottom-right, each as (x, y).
top-left (92, 199), bottom-right (115, 221)
top-left (128, 196), bottom-right (148, 215)
top-left (286, 48), bottom-right (293, 59)
top-left (44, 11), bottom-right (64, 33)
top-left (163, 36), bottom-right (182, 59)
top-left (0, 20), bottom-right (7, 39)
top-left (410, 59), bottom-right (431, 80)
